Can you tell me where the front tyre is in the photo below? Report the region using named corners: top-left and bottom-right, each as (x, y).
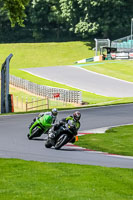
top-left (55, 134), bottom-right (68, 150)
top-left (27, 127), bottom-right (41, 140)
top-left (45, 139), bottom-right (52, 148)
top-left (27, 133), bottom-right (31, 140)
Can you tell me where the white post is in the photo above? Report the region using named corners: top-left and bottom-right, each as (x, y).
top-left (32, 97), bottom-right (33, 110)
top-left (26, 97), bottom-right (28, 111)
top-left (37, 97), bottom-right (38, 110)
top-left (22, 96), bottom-right (23, 110)
top-left (107, 39), bottom-right (110, 47)
top-left (16, 96), bottom-right (18, 108)
top-left (94, 38), bottom-right (97, 56)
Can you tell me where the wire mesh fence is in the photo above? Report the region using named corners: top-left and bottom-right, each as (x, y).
top-left (0, 73), bottom-right (82, 112)
top-left (0, 73), bottom-right (82, 103)
top-left (9, 75), bottom-right (82, 105)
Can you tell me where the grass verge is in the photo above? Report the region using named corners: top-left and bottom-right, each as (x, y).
top-left (1, 42), bottom-right (133, 110)
top-left (76, 125), bottom-right (133, 156)
top-left (83, 60), bottom-right (133, 82)
top-left (0, 158), bottom-right (133, 200)
top-left (10, 85), bottom-right (75, 112)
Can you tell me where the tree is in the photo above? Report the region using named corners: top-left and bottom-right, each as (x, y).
top-left (1, 0), bottom-right (30, 26)
top-left (59, 0), bottom-right (99, 39)
top-left (59, 0), bottom-right (133, 39)
top-left (0, 0), bottom-right (133, 41)
top-left (89, 0), bottom-right (133, 39)
top-left (30, 0), bottom-right (65, 41)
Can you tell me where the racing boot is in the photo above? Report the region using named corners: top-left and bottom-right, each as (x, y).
top-left (69, 137), bottom-right (76, 144)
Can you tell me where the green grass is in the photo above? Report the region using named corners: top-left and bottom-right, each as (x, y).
top-left (1, 43), bottom-right (133, 199)
top-left (1, 42), bottom-right (93, 93)
top-left (1, 42), bottom-right (133, 108)
top-left (0, 83), bottom-right (75, 113)
top-left (76, 125), bottom-right (133, 156)
top-left (0, 42), bottom-right (94, 70)
top-left (0, 158), bottom-right (133, 200)
top-left (10, 86), bottom-right (75, 112)
top-left (83, 60), bottom-right (133, 82)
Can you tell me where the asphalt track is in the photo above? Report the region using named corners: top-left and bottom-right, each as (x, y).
top-left (0, 104), bottom-right (133, 168)
top-left (22, 65), bottom-right (133, 97)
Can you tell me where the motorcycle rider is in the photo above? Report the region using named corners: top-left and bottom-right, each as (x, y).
top-left (29, 108), bottom-right (58, 129)
top-left (49, 111), bottom-right (81, 143)
top-left (38, 108), bottom-right (58, 123)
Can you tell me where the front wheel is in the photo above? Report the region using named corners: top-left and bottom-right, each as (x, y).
top-left (27, 126), bottom-right (41, 140)
top-left (45, 139), bottom-right (52, 148)
top-left (27, 133), bottom-right (31, 140)
top-left (55, 134), bottom-right (69, 150)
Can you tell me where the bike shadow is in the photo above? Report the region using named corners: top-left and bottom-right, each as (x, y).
top-left (59, 148), bottom-right (84, 152)
top-left (32, 138), bottom-right (47, 141)
top-left (49, 146), bottom-right (87, 152)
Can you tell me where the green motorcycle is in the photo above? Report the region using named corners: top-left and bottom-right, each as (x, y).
top-left (27, 115), bottom-right (53, 140)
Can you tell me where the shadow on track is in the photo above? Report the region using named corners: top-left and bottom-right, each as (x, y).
top-left (29, 138), bottom-right (47, 141)
top-left (44, 146), bottom-right (88, 152)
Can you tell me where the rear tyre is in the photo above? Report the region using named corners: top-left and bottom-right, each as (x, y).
top-left (55, 134), bottom-right (68, 150)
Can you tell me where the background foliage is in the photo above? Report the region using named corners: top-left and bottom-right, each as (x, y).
top-left (0, 0), bottom-right (133, 42)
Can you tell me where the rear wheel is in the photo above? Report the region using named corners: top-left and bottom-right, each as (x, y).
top-left (55, 134), bottom-right (68, 150)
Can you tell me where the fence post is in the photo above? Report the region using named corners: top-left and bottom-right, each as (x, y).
top-left (16, 96), bottom-right (18, 108)
top-left (32, 97), bottom-right (33, 110)
top-left (22, 96), bottom-right (23, 110)
top-left (26, 97), bottom-right (28, 112)
top-left (46, 97), bottom-right (49, 109)
top-left (37, 97), bottom-right (38, 110)
top-left (26, 102), bottom-right (28, 112)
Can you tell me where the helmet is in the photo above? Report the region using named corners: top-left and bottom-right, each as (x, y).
top-left (73, 111), bottom-right (81, 121)
top-left (51, 108), bottom-right (58, 116)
